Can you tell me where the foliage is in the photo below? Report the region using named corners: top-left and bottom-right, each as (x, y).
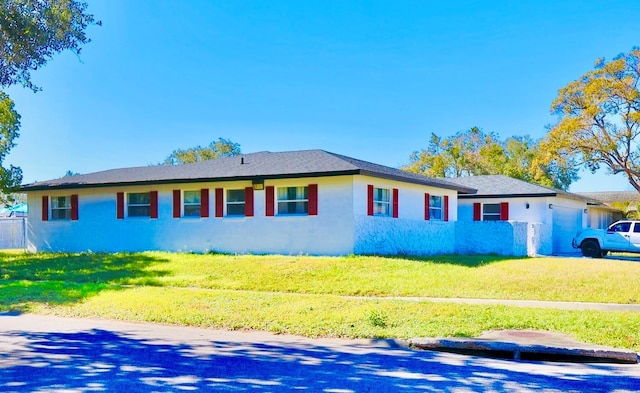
top-left (162, 137), bottom-right (241, 165)
top-left (403, 127), bottom-right (578, 190)
top-left (541, 48), bottom-right (640, 192)
top-left (0, 0), bottom-right (97, 195)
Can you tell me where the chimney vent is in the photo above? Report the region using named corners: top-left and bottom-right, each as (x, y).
top-left (241, 157), bottom-right (245, 165)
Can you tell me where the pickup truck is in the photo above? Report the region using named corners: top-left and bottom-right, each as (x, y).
top-left (573, 220), bottom-right (640, 257)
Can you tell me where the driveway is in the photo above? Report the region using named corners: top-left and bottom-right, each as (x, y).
top-left (1, 313), bottom-right (639, 392)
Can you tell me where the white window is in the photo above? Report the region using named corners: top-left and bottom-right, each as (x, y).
top-left (226, 189), bottom-right (245, 216)
top-left (429, 195), bottom-right (443, 221)
top-left (482, 203), bottom-right (501, 221)
top-left (374, 188), bottom-right (390, 216)
top-left (278, 186), bottom-right (308, 215)
top-left (51, 196), bottom-right (71, 220)
top-left (128, 192), bottom-right (150, 217)
top-left (183, 191), bottom-right (201, 217)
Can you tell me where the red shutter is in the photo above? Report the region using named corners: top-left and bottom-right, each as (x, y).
top-left (215, 188), bottom-right (223, 217)
top-left (444, 195), bottom-right (449, 222)
top-left (173, 190), bottom-right (181, 218)
top-left (71, 194), bottom-right (79, 221)
top-left (308, 184), bottom-right (318, 216)
top-left (392, 188), bottom-right (399, 218)
top-left (244, 187), bottom-right (254, 217)
top-left (201, 189), bottom-right (209, 218)
top-left (473, 202), bottom-right (481, 221)
top-left (500, 202), bottom-right (509, 221)
top-left (150, 191), bottom-right (158, 219)
top-left (41, 195), bottom-right (49, 221)
top-left (117, 192), bottom-right (124, 219)
top-left (266, 186), bottom-right (275, 216)
top-left (367, 185), bottom-right (374, 216)
top-left (424, 193), bottom-right (430, 220)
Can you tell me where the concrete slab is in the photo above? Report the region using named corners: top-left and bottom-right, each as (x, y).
top-left (411, 330), bottom-right (639, 364)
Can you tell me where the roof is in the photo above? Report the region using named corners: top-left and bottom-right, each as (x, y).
top-left (445, 175), bottom-right (593, 201)
top-left (576, 191), bottom-right (640, 204)
top-left (21, 150), bottom-right (476, 193)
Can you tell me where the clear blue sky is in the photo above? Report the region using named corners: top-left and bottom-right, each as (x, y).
top-left (7, 0), bottom-right (640, 192)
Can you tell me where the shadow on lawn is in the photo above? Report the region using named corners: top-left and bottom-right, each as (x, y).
top-left (1, 327), bottom-right (638, 392)
top-left (0, 252), bottom-right (170, 311)
top-left (381, 254), bottom-right (524, 267)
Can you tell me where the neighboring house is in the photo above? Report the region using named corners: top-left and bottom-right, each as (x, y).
top-left (21, 150), bottom-right (475, 255)
top-left (577, 191), bottom-right (640, 218)
top-left (446, 175), bottom-right (620, 255)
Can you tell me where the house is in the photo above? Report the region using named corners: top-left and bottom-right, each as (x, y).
top-left (446, 175), bottom-right (620, 255)
top-left (577, 191), bottom-right (640, 219)
top-left (21, 150), bottom-right (475, 255)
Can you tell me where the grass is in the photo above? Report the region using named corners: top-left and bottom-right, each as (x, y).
top-left (2, 251), bottom-right (640, 351)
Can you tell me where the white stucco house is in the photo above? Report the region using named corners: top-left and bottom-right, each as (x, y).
top-left (21, 150), bottom-right (475, 256)
top-left (446, 175), bottom-right (620, 255)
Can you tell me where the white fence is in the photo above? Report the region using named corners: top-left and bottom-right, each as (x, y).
top-left (0, 218), bottom-right (26, 249)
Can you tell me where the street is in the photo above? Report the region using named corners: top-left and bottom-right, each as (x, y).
top-left (1, 313), bottom-right (639, 392)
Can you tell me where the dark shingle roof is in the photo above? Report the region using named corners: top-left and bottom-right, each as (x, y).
top-left (445, 175), bottom-right (586, 200)
top-left (21, 150), bottom-right (476, 193)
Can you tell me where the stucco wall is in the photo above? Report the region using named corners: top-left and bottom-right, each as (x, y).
top-left (454, 221), bottom-right (530, 256)
top-left (353, 216), bottom-right (455, 255)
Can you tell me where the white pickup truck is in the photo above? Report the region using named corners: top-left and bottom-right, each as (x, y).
top-left (573, 220), bottom-right (640, 257)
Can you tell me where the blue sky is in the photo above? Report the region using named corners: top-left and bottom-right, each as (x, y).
top-left (7, 0), bottom-right (640, 191)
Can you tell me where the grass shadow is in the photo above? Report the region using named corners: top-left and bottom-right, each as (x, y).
top-left (0, 252), bottom-right (170, 311)
top-left (372, 254), bottom-right (526, 267)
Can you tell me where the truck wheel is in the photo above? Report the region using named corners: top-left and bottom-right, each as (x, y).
top-left (581, 240), bottom-right (601, 258)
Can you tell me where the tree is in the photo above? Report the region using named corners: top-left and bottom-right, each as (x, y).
top-left (404, 127), bottom-right (578, 190)
top-left (541, 48), bottom-right (640, 191)
top-left (163, 138), bottom-right (241, 165)
top-left (0, 0), bottom-right (98, 198)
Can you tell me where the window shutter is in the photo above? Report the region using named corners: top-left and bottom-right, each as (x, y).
top-left (367, 185), bottom-right (374, 216)
top-left (244, 187), bottom-right (254, 217)
top-left (117, 192), bottom-right (124, 219)
top-left (473, 202), bottom-right (481, 221)
top-left (201, 189), bottom-right (209, 218)
top-left (500, 202), bottom-right (509, 221)
top-left (71, 194), bottom-right (79, 221)
top-left (444, 195), bottom-right (449, 222)
top-left (215, 188), bottom-right (223, 217)
top-left (308, 184), bottom-right (318, 216)
top-left (173, 190), bottom-right (181, 218)
top-left (150, 191), bottom-right (158, 219)
top-left (266, 186), bottom-right (275, 216)
top-left (424, 193), bottom-right (430, 220)
top-left (41, 195), bottom-right (49, 221)
top-left (392, 188), bottom-right (399, 218)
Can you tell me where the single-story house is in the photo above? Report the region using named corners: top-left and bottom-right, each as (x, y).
top-left (577, 191), bottom-right (640, 218)
top-left (446, 175), bottom-right (620, 255)
top-left (22, 150), bottom-right (476, 255)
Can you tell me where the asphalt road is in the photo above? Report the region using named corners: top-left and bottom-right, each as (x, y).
top-left (1, 313), bottom-right (639, 392)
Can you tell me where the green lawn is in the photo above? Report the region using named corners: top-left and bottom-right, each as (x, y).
top-left (2, 251), bottom-right (640, 351)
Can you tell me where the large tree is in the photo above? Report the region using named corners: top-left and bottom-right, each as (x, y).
top-left (163, 138), bottom-right (241, 165)
top-left (404, 127), bottom-right (578, 190)
top-left (541, 48), bottom-right (640, 191)
top-left (0, 0), bottom-right (97, 198)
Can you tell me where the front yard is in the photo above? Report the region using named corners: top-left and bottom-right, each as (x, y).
top-left (1, 251), bottom-right (640, 350)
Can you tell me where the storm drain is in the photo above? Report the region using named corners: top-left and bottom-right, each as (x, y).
top-left (410, 332), bottom-right (639, 364)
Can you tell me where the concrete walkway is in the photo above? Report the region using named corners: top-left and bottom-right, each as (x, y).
top-left (346, 295), bottom-right (640, 312)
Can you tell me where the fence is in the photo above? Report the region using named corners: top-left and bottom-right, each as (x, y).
top-left (0, 218), bottom-right (26, 249)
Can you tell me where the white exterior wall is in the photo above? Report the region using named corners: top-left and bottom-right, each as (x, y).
top-left (27, 176), bottom-right (356, 255)
top-left (352, 175), bottom-right (458, 255)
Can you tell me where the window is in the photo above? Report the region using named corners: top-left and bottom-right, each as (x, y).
top-left (373, 187), bottom-right (390, 216)
top-left (609, 221), bottom-right (631, 233)
top-left (482, 203), bottom-right (501, 221)
top-left (183, 190), bottom-right (201, 217)
top-left (226, 189), bottom-right (245, 216)
top-left (278, 186), bottom-right (308, 215)
top-left (429, 195), bottom-right (443, 221)
top-left (127, 192), bottom-right (150, 217)
top-left (51, 196), bottom-right (71, 220)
